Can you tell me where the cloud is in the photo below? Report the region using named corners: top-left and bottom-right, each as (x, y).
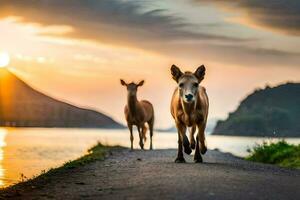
top-left (0, 0), bottom-right (246, 48)
top-left (1, 0), bottom-right (299, 68)
top-left (157, 41), bottom-right (300, 68)
top-left (198, 0), bottom-right (300, 36)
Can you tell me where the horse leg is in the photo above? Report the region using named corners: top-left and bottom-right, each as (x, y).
top-left (148, 122), bottom-right (153, 150)
top-left (189, 125), bottom-right (196, 149)
top-left (194, 135), bottom-right (202, 163)
top-left (128, 123), bottom-right (133, 150)
top-left (180, 124), bottom-right (192, 155)
top-left (175, 123), bottom-right (187, 163)
top-left (198, 124), bottom-right (207, 154)
top-left (142, 124), bottom-right (147, 143)
top-left (137, 125), bottom-right (144, 150)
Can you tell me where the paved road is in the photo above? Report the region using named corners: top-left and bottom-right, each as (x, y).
top-left (1, 149), bottom-right (300, 200)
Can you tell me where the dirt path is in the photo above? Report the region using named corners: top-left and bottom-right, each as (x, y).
top-left (1, 149), bottom-right (300, 200)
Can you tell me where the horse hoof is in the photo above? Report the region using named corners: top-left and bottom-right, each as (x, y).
top-left (201, 146), bottom-right (207, 155)
top-left (194, 153), bottom-right (203, 163)
top-left (190, 142), bottom-right (195, 150)
top-left (139, 144), bottom-right (144, 150)
top-left (184, 147), bottom-right (192, 155)
top-left (175, 157), bottom-right (186, 163)
top-left (194, 158), bottom-right (203, 163)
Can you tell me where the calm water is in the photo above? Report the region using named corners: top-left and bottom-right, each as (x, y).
top-left (0, 128), bottom-right (299, 187)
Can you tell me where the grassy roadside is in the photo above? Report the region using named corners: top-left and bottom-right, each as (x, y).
top-left (0, 142), bottom-right (122, 197)
top-left (246, 140), bottom-right (300, 169)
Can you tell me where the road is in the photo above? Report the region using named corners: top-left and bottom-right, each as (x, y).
top-left (1, 149), bottom-right (299, 200)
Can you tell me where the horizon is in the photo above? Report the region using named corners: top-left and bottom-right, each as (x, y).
top-left (1, 67), bottom-right (298, 129)
top-left (1, 0), bottom-right (300, 128)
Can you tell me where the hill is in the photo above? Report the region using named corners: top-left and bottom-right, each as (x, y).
top-left (212, 83), bottom-right (300, 137)
top-left (0, 68), bottom-right (123, 128)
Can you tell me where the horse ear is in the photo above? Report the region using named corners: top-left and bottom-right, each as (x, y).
top-left (137, 80), bottom-right (144, 87)
top-left (171, 64), bottom-right (183, 82)
top-left (194, 65), bottom-right (206, 82)
top-left (120, 79), bottom-right (127, 86)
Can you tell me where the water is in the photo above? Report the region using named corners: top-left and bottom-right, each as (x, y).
top-left (0, 128), bottom-right (299, 188)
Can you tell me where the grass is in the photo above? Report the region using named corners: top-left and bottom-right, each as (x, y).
top-left (246, 140), bottom-right (300, 169)
top-left (61, 142), bottom-right (113, 169)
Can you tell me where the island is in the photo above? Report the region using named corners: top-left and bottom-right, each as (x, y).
top-left (212, 83), bottom-right (300, 137)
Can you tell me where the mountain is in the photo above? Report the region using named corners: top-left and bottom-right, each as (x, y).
top-left (205, 118), bottom-right (219, 134)
top-left (212, 83), bottom-right (300, 137)
top-left (0, 68), bottom-right (123, 128)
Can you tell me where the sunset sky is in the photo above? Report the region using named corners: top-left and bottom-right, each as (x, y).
top-left (0, 0), bottom-right (299, 128)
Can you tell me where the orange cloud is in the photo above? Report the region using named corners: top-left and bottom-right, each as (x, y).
top-left (198, 0), bottom-right (300, 36)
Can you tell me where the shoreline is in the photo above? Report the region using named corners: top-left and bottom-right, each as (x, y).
top-left (1, 141), bottom-right (298, 191)
top-left (2, 143), bottom-right (298, 190)
top-left (0, 143), bottom-right (299, 199)
top-left (0, 143), bottom-right (123, 198)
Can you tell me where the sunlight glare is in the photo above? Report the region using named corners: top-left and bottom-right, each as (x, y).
top-left (0, 52), bottom-right (10, 68)
top-left (0, 129), bottom-right (7, 187)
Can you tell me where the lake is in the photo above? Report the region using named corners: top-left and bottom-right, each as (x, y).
top-left (0, 128), bottom-right (299, 188)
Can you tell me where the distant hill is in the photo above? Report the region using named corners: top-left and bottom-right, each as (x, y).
top-left (0, 68), bottom-right (123, 128)
top-left (156, 118), bottom-right (219, 134)
top-left (213, 83), bottom-right (300, 137)
top-left (155, 126), bottom-right (177, 133)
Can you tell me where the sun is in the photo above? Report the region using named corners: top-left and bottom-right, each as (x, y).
top-left (0, 52), bottom-right (10, 68)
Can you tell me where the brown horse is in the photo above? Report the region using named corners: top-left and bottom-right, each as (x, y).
top-left (170, 65), bottom-right (209, 163)
top-left (121, 79), bottom-right (154, 150)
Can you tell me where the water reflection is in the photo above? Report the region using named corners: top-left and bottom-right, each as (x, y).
top-left (0, 129), bottom-right (7, 187)
top-left (0, 128), bottom-right (299, 188)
